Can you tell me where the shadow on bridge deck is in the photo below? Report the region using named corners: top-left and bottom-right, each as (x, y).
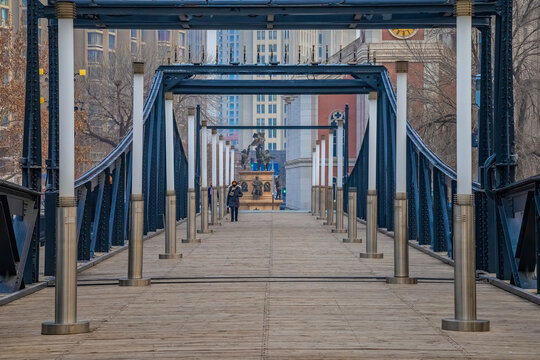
top-left (1, 212), bottom-right (539, 359)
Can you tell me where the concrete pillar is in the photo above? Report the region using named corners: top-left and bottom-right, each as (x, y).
top-left (225, 141), bottom-right (230, 187)
top-left (311, 147), bottom-right (316, 214)
top-left (230, 146), bottom-right (235, 184)
top-left (218, 135), bottom-right (225, 221)
top-left (314, 140), bottom-right (320, 216)
top-left (183, 108), bottom-right (200, 243)
top-left (333, 119), bottom-right (346, 233)
top-left (159, 92), bottom-right (182, 259)
top-left (442, 0), bottom-right (489, 332)
top-left (325, 129), bottom-right (334, 225)
top-left (198, 121), bottom-right (212, 234)
top-left (343, 188), bottom-right (362, 243)
top-left (210, 129), bottom-right (220, 226)
top-left (360, 92), bottom-right (383, 259)
top-left (318, 135), bottom-right (326, 220)
top-left (386, 62), bottom-right (415, 284)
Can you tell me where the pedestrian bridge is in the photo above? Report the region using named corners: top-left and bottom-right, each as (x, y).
top-left (1, 212), bottom-right (538, 359)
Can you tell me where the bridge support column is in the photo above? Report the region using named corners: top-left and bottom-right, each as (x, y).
top-left (160, 92), bottom-right (182, 259)
top-left (343, 188), bottom-right (361, 243)
top-left (218, 136), bottom-right (225, 221)
top-left (183, 108), bottom-right (200, 243)
top-left (42, 2), bottom-right (90, 334)
top-left (313, 141), bottom-right (320, 216)
top-left (210, 129), bottom-right (220, 226)
top-left (318, 135), bottom-right (326, 220)
top-left (198, 121), bottom-right (212, 234)
top-left (387, 62), bottom-right (415, 284)
top-left (325, 129), bottom-right (334, 225)
top-left (442, 0), bottom-right (489, 332)
top-left (333, 119), bottom-right (346, 233)
top-left (119, 62), bottom-right (151, 287)
top-left (361, 92), bottom-right (383, 259)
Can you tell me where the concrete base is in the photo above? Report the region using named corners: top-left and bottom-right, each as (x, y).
top-left (159, 253), bottom-right (183, 259)
top-left (182, 238), bottom-right (201, 244)
top-left (442, 318), bottom-right (490, 332)
top-left (332, 229), bottom-right (347, 233)
top-left (118, 278), bottom-right (151, 287)
top-left (41, 320), bottom-right (90, 335)
top-left (343, 238), bottom-right (362, 243)
top-left (197, 229), bottom-right (213, 234)
top-left (360, 252), bottom-right (384, 259)
top-left (386, 276), bottom-right (418, 284)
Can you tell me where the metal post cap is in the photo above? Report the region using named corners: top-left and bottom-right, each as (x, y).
top-left (226, 141), bottom-right (230, 145)
top-left (133, 62), bottom-right (145, 74)
top-left (188, 107), bottom-right (196, 116)
top-left (201, 120), bottom-right (207, 127)
top-left (455, 0), bottom-right (473, 16)
top-left (329, 128), bottom-right (334, 134)
top-left (219, 135), bottom-right (224, 140)
top-left (212, 129), bottom-right (218, 134)
top-left (368, 92), bottom-right (378, 100)
top-left (396, 61), bottom-right (409, 73)
top-left (56, 1), bottom-right (76, 19)
top-left (321, 134), bottom-right (326, 140)
top-left (165, 92), bottom-right (173, 100)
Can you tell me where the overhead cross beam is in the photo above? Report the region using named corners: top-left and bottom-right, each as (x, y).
top-left (41, 1), bottom-right (497, 30)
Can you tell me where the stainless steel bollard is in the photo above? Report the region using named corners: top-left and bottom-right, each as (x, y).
top-left (324, 187), bottom-right (334, 225)
top-left (343, 188), bottom-right (361, 243)
top-left (313, 185), bottom-right (320, 216)
top-left (442, 194), bottom-right (489, 332)
top-left (360, 190), bottom-right (383, 258)
top-left (332, 187), bottom-right (347, 233)
top-left (198, 187), bottom-right (213, 234)
top-left (42, 197), bottom-right (90, 335)
top-left (386, 193), bottom-right (416, 284)
top-left (159, 191), bottom-right (182, 259)
top-left (119, 195), bottom-right (151, 286)
top-left (318, 186), bottom-right (326, 220)
top-left (183, 189), bottom-right (200, 243)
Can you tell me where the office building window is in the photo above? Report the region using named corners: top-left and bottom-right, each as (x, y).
top-left (108, 34), bottom-right (115, 49)
top-left (261, 31), bottom-right (265, 40)
top-left (88, 49), bottom-right (103, 63)
top-left (131, 29), bottom-right (137, 39)
top-left (257, 105), bottom-right (260, 114)
top-left (88, 32), bottom-right (103, 46)
top-left (179, 32), bottom-right (185, 44)
top-left (261, 104), bottom-right (265, 113)
top-left (158, 30), bottom-right (170, 42)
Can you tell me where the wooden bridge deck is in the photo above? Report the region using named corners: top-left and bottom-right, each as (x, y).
top-left (1, 212), bottom-right (539, 359)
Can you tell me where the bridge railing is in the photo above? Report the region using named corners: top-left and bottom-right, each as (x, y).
top-left (43, 70), bottom-right (189, 275)
top-left (346, 69), bottom-right (489, 268)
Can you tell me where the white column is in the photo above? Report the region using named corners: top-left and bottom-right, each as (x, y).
top-left (218, 136), bottom-right (224, 189)
top-left (396, 64), bottom-right (407, 194)
top-left (315, 141), bottom-right (320, 187)
top-left (230, 146), bottom-right (235, 182)
top-left (328, 130), bottom-right (334, 188)
top-left (58, 14), bottom-right (75, 198)
top-left (165, 93), bottom-right (175, 192)
top-left (225, 141), bottom-right (230, 186)
top-left (211, 130), bottom-right (217, 188)
top-left (201, 122), bottom-right (208, 188)
top-left (368, 92), bottom-right (378, 191)
top-left (132, 64), bottom-right (144, 196)
top-left (312, 148), bottom-right (317, 187)
top-left (337, 120), bottom-right (343, 188)
top-left (320, 135), bottom-right (326, 188)
top-left (188, 109), bottom-right (195, 189)
top-left (456, 12), bottom-right (472, 195)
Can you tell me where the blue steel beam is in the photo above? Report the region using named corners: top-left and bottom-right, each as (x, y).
top-left (41, 1), bottom-right (497, 30)
top-left (208, 125), bottom-right (336, 130)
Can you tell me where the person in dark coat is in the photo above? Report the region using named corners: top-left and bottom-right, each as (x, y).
top-left (227, 180), bottom-right (243, 222)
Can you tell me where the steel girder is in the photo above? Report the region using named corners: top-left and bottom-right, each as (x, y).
top-left (39, 1), bottom-right (496, 30)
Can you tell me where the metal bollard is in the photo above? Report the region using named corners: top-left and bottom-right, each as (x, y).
top-left (343, 188), bottom-right (361, 243)
top-left (386, 193), bottom-right (416, 284)
top-left (332, 187), bottom-right (347, 233)
top-left (159, 191), bottom-right (182, 259)
top-left (198, 187), bottom-right (213, 234)
top-left (313, 185), bottom-right (320, 216)
top-left (360, 190), bottom-right (383, 258)
top-left (442, 194), bottom-right (489, 331)
top-left (311, 186), bottom-right (315, 214)
top-left (324, 186), bottom-right (334, 225)
top-left (183, 189), bottom-right (200, 243)
top-left (210, 186), bottom-right (220, 226)
top-left (318, 185), bottom-right (326, 220)
top-left (119, 194), bottom-right (151, 286)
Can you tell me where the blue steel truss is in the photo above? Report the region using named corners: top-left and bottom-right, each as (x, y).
top-left (12, 0), bottom-right (528, 294)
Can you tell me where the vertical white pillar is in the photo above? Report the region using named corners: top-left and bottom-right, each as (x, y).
top-left (311, 147), bottom-right (316, 214)
top-left (396, 65), bottom-right (407, 194)
top-left (218, 135), bottom-right (224, 220)
top-left (361, 91), bottom-right (383, 259)
top-left (210, 129), bottom-right (219, 225)
top-left (442, 0), bottom-right (489, 332)
top-left (230, 146), bottom-right (235, 183)
top-left (42, 0), bottom-right (90, 335)
top-left (319, 135), bottom-right (326, 219)
top-left (332, 119), bottom-right (346, 233)
top-left (183, 108), bottom-right (199, 243)
top-left (225, 141), bottom-right (230, 187)
top-left (199, 121), bottom-right (211, 234)
top-left (368, 92), bottom-right (378, 192)
top-left (325, 129), bottom-right (335, 225)
top-left (160, 92), bottom-right (182, 259)
top-left (315, 141), bottom-right (320, 188)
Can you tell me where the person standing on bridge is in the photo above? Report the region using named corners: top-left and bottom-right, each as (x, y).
top-left (227, 180), bottom-right (243, 222)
